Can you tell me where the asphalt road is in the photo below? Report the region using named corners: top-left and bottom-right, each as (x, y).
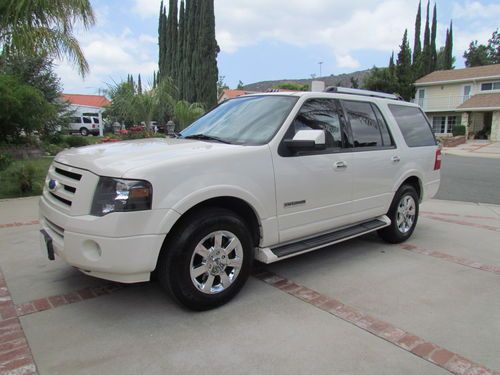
top-left (435, 154), bottom-right (500, 204)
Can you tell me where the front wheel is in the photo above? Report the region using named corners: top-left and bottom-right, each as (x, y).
top-left (158, 208), bottom-right (254, 311)
top-left (378, 185), bottom-right (419, 244)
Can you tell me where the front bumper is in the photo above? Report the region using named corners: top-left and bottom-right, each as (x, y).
top-left (39, 196), bottom-right (176, 283)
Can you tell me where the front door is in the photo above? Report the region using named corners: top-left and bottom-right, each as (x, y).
top-left (273, 98), bottom-right (353, 243)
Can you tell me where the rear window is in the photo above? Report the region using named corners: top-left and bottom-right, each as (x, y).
top-left (388, 105), bottom-right (436, 147)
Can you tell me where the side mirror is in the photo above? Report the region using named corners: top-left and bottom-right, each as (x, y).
top-left (284, 130), bottom-right (326, 152)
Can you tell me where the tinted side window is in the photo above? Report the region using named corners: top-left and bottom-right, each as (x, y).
top-left (83, 117), bottom-right (92, 124)
top-left (371, 104), bottom-right (394, 147)
top-left (343, 100), bottom-right (382, 148)
top-left (388, 105), bottom-right (436, 147)
top-left (288, 99), bottom-right (343, 149)
top-left (71, 117), bottom-right (82, 124)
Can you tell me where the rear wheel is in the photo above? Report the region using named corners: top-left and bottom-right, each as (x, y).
top-left (378, 185), bottom-right (419, 244)
top-left (158, 208), bottom-right (254, 311)
top-left (80, 127), bottom-right (89, 136)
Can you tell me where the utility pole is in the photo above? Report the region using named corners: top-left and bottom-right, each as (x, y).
top-left (318, 62), bottom-right (324, 78)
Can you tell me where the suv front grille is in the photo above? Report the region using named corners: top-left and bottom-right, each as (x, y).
top-left (54, 167), bottom-right (82, 181)
top-left (44, 163), bottom-right (85, 213)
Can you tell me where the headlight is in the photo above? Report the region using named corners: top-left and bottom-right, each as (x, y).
top-left (91, 177), bottom-right (153, 216)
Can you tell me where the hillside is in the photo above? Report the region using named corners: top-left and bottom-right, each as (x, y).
top-left (242, 69), bottom-right (374, 92)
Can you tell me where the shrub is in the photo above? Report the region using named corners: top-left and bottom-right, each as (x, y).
top-left (11, 164), bottom-right (36, 193)
top-left (42, 143), bottom-right (66, 156)
top-left (452, 125), bottom-right (466, 136)
top-left (43, 133), bottom-right (65, 145)
top-left (0, 152), bottom-right (13, 171)
top-left (65, 136), bottom-right (91, 148)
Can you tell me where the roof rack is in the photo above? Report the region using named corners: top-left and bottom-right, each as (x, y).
top-left (324, 86), bottom-right (403, 101)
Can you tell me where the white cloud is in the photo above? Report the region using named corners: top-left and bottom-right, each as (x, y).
top-left (56, 27), bottom-right (157, 93)
top-left (336, 54), bottom-right (360, 69)
top-left (452, 1), bottom-right (500, 19)
top-left (132, 0), bottom-right (162, 18)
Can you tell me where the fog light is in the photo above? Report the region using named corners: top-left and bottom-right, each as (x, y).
top-left (82, 240), bottom-right (102, 261)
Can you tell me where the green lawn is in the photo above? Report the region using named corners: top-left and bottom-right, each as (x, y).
top-left (0, 157), bottom-right (53, 199)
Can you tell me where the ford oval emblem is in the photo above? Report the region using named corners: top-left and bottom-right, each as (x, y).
top-left (48, 179), bottom-right (58, 191)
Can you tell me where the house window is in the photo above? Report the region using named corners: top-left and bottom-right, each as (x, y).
top-left (481, 82), bottom-right (500, 91)
top-left (433, 117), bottom-right (446, 133)
top-left (463, 85), bottom-right (472, 101)
top-left (432, 116), bottom-right (456, 134)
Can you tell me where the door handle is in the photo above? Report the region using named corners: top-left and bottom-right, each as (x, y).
top-left (391, 156), bottom-right (401, 163)
top-left (335, 161), bottom-right (348, 169)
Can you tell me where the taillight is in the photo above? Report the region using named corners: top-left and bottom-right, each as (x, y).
top-left (434, 148), bottom-right (442, 170)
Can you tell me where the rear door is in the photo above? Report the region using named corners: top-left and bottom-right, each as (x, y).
top-left (273, 98), bottom-right (353, 243)
top-left (340, 100), bottom-right (401, 222)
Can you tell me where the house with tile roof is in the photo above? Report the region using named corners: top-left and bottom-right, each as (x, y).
top-left (413, 64), bottom-right (500, 141)
top-left (61, 94), bottom-right (111, 136)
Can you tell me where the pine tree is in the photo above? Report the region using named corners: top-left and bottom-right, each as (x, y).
top-left (443, 21), bottom-right (454, 70)
top-left (396, 30), bottom-right (414, 101)
top-left (413, 1), bottom-right (422, 65)
top-left (421, 0), bottom-right (431, 76)
top-left (430, 3), bottom-right (438, 72)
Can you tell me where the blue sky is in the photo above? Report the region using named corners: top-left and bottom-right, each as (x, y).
top-left (57, 0), bottom-right (500, 94)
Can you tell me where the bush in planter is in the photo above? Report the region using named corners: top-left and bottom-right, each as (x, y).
top-left (452, 125), bottom-right (466, 136)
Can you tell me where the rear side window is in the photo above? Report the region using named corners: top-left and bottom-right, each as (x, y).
top-left (343, 100), bottom-right (383, 148)
top-left (83, 117), bottom-right (92, 124)
top-left (388, 105), bottom-right (436, 147)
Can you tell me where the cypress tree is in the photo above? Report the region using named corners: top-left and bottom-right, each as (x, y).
top-left (444, 21), bottom-right (454, 70)
top-left (430, 3), bottom-right (438, 72)
top-left (169, 0), bottom-right (178, 80)
top-left (189, 0), bottom-right (201, 103)
top-left (137, 74), bottom-right (142, 94)
top-left (389, 52), bottom-right (395, 77)
top-left (198, 0), bottom-right (219, 107)
top-left (177, 0), bottom-right (186, 99)
top-left (413, 1), bottom-right (422, 65)
top-left (158, 1), bottom-right (165, 78)
top-left (396, 30), bottom-right (414, 101)
top-left (160, 3), bottom-right (169, 79)
top-left (182, 0), bottom-right (193, 101)
top-left (421, 0), bottom-right (431, 76)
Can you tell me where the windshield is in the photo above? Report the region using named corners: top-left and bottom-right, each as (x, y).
top-left (180, 95), bottom-right (298, 145)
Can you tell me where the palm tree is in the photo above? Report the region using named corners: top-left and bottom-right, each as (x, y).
top-left (0, 0), bottom-right (95, 76)
top-left (173, 101), bottom-right (205, 131)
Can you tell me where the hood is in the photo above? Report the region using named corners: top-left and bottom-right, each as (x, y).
top-left (55, 138), bottom-right (236, 177)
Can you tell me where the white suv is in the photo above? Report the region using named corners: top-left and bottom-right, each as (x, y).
top-left (39, 88), bottom-right (441, 310)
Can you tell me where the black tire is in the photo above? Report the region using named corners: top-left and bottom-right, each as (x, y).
top-left (378, 185), bottom-right (419, 244)
top-left (157, 208), bottom-right (254, 311)
top-left (80, 127), bottom-right (89, 136)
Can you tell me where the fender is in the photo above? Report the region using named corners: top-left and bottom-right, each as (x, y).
top-left (392, 169), bottom-right (424, 196)
top-left (172, 185), bottom-right (268, 218)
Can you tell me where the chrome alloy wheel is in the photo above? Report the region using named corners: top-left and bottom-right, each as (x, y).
top-left (396, 195), bottom-right (416, 234)
top-left (189, 231), bottom-right (244, 295)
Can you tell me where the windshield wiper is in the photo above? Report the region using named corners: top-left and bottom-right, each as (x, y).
top-left (183, 134), bottom-right (232, 144)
